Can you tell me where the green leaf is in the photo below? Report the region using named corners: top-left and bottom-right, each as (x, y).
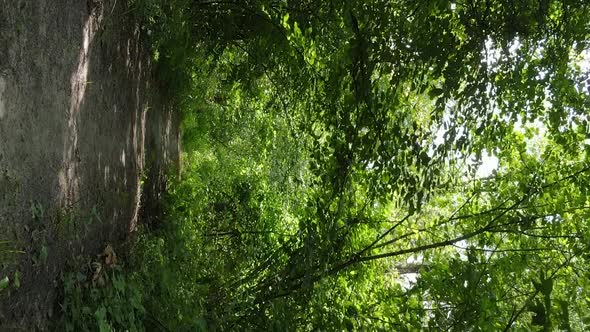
top-left (95, 306), bottom-right (110, 332)
top-left (13, 271), bottom-right (20, 289)
top-left (429, 88), bottom-right (444, 99)
top-left (0, 276), bottom-right (9, 291)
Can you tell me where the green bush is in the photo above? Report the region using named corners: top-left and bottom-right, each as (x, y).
top-left (59, 267), bottom-right (145, 332)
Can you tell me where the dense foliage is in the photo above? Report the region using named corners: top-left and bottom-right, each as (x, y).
top-left (65, 0), bottom-right (590, 330)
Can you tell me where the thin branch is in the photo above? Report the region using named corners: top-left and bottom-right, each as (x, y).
top-left (356, 213), bottom-right (412, 257)
top-left (333, 193), bottom-right (528, 273)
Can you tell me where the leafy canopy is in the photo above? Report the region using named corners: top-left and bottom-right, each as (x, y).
top-left (121, 0), bottom-right (590, 330)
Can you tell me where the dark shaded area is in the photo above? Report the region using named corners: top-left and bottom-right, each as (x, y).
top-left (0, 1), bottom-right (179, 330)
